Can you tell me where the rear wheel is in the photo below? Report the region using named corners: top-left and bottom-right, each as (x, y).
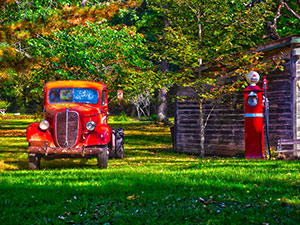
top-left (115, 128), bottom-right (124, 159)
top-left (28, 153), bottom-right (41, 170)
top-left (97, 146), bottom-right (108, 168)
top-left (108, 129), bottom-right (115, 159)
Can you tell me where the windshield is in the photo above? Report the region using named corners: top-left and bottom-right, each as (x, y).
top-left (48, 88), bottom-right (99, 104)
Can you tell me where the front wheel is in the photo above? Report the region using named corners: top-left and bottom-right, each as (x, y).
top-left (28, 153), bottom-right (41, 170)
top-left (97, 146), bottom-right (108, 169)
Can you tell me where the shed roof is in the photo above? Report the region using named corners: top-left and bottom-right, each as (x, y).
top-left (256, 35), bottom-right (300, 53)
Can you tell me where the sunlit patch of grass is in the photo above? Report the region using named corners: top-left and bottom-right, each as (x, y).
top-left (0, 137), bottom-right (28, 170)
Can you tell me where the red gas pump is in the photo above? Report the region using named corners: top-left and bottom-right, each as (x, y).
top-left (244, 71), bottom-right (265, 159)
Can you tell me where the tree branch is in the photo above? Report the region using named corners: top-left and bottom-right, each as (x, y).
top-left (283, 2), bottom-right (300, 20)
top-left (182, 1), bottom-right (197, 15)
top-left (203, 101), bottom-right (217, 129)
top-left (81, 0), bottom-right (88, 7)
top-left (14, 42), bottom-right (32, 58)
top-left (263, 0), bottom-right (300, 40)
top-left (262, 0), bottom-right (282, 40)
top-left (15, 0), bottom-right (29, 19)
top-left (273, 0), bottom-right (283, 26)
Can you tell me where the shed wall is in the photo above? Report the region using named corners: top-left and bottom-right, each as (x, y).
top-left (175, 87), bottom-right (201, 154)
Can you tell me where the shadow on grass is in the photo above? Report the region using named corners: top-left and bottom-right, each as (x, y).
top-left (0, 165), bottom-right (299, 224)
top-left (4, 158), bottom-right (99, 170)
top-left (0, 145), bottom-right (27, 149)
top-left (127, 147), bottom-right (175, 154)
top-left (0, 121), bottom-right (32, 130)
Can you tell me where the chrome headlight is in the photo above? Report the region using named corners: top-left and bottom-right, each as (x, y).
top-left (39, 120), bottom-right (50, 131)
top-left (86, 121), bottom-right (96, 131)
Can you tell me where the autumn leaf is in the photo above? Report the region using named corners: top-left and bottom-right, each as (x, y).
top-left (127, 194), bottom-right (139, 200)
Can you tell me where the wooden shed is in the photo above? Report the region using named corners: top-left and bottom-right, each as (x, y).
top-left (174, 35), bottom-right (300, 157)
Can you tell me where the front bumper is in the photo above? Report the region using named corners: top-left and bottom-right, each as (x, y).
top-left (28, 141), bottom-right (103, 157)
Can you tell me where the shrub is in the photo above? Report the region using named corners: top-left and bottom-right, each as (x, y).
top-left (113, 112), bottom-right (131, 122)
top-left (150, 114), bottom-right (157, 121)
top-left (0, 100), bottom-right (10, 110)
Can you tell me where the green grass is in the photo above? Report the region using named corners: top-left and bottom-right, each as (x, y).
top-left (0, 117), bottom-right (299, 224)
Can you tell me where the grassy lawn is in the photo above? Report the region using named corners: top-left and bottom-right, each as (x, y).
top-left (0, 116), bottom-right (299, 224)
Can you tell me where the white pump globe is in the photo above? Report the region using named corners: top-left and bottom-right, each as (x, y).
top-left (246, 71), bottom-right (260, 86)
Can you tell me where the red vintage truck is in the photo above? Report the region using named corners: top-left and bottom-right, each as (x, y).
top-left (26, 80), bottom-right (124, 170)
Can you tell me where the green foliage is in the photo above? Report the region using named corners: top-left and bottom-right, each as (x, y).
top-left (150, 113), bottom-right (157, 121)
top-left (0, 0), bottom-right (149, 111)
top-left (0, 100), bottom-right (10, 110)
top-left (27, 21), bottom-right (159, 99)
top-left (150, 0), bottom-right (276, 100)
top-left (111, 112), bottom-right (131, 122)
top-left (271, 0), bottom-right (300, 37)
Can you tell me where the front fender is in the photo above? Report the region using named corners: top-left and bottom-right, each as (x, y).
top-left (26, 123), bottom-right (55, 147)
top-left (84, 124), bottom-right (111, 146)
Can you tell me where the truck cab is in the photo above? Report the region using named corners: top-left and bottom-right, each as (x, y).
top-left (26, 80), bottom-right (124, 169)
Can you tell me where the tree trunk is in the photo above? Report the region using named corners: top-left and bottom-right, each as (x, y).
top-left (196, 5), bottom-right (205, 156)
top-left (198, 97), bottom-right (205, 157)
top-left (157, 86), bottom-right (169, 124)
top-left (157, 10), bottom-right (170, 125)
top-left (130, 104), bottom-right (136, 117)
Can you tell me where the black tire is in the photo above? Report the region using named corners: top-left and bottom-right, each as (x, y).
top-left (97, 146), bottom-right (108, 169)
top-left (28, 153), bottom-right (40, 170)
top-left (115, 128), bottom-right (124, 159)
top-left (108, 129), bottom-right (115, 159)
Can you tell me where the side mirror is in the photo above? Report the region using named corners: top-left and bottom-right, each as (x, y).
top-left (109, 90), bottom-right (124, 105)
top-left (117, 90), bottom-right (123, 101)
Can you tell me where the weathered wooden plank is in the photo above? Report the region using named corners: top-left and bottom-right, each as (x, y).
top-left (177, 100), bottom-right (199, 104)
top-left (177, 121), bottom-right (200, 125)
top-left (176, 133), bottom-right (200, 137)
top-left (205, 130), bottom-right (242, 135)
top-left (177, 106), bottom-right (200, 110)
top-left (176, 130), bottom-right (200, 134)
top-left (177, 125), bottom-right (201, 129)
top-left (205, 134), bottom-right (244, 139)
top-left (275, 150), bottom-right (300, 153)
top-left (176, 148), bottom-right (201, 154)
top-left (176, 143), bottom-right (201, 147)
top-left (277, 139), bottom-right (300, 145)
top-left (178, 113), bottom-right (200, 117)
top-left (176, 137), bottom-right (201, 142)
top-left (177, 110), bottom-right (201, 114)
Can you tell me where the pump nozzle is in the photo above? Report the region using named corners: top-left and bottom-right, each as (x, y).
top-left (263, 76), bottom-right (271, 159)
top-left (263, 76), bottom-right (268, 90)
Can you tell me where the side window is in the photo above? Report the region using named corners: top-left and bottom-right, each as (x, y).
top-left (101, 89), bottom-right (107, 106)
top-left (49, 88), bottom-right (73, 103)
top-left (49, 89), bottom-right (59, 102)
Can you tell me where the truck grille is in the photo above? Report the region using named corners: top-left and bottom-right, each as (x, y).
top-left (56, 110), bottom-right (79, 148)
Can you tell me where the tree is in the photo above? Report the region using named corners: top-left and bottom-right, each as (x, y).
top-left (111, 0), bottom-right (171, 122)
top-left (0, 0), bottom-right (148, 111)
top-left (28, 21), bottom-right (156, 97)
top-left (152, 0), bottom-right (279, 155)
